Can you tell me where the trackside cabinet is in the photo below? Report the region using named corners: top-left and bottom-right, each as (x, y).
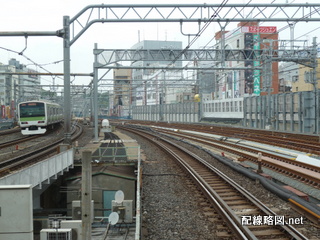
top-left (0, 185), bottom-right (33, 240)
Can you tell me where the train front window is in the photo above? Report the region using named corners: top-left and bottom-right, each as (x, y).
top-left (20, 102), bottom-right (45, 117)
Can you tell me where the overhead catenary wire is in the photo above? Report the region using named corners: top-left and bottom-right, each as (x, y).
top-left (146, 0), bottom-right (287, 85)
top-left (0, 45), bottom-right (67, 88)
top-left (139, 1), bottom-right (230, 87)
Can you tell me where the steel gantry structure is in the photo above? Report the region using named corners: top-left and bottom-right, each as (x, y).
top-left (95, 46), bottom-right (317, 68)
top-left (1, 3), bottom-right (320, 143)
top-left (94, 39), bottom-right (317, 134)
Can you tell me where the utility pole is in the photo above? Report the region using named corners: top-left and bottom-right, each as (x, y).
top-left (81, 150), bottom-right (92, 239)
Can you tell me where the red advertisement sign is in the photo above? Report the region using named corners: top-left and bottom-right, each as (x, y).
top-left (242, 26), bottom-right (277, 33)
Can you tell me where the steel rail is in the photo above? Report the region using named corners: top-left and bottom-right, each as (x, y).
top-left (158, 135), bottom-right (308, 240)
top-left (125, 121), bottom-right (320, 170)
top-left (0, 135), bottom-right (39, 149)
top-left (0, 128), bottom-right (20, 136)
top-left (113, 121), bottom-right (320, 224)
top-left (188, 124), bottom-right (320, 154)
top-left (156, 128), bottom-right (320, 172)
top-left (156, 138), bottom-right (253, 239)
top-left (120, 126), bottom-right (252, 239)
top-left (119, 125), bottom-right (308, 239)
top-left (95, 132), bottom-right (125, 162)
top-left (0, 124), bottom-right (83, 177)
top-left (155, 128), bottom-right (320, 188)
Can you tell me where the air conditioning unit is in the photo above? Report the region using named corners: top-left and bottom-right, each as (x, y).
top-left (72, 201), bottom-right (81, 220)
top-left (60, 220), bottom-right (82, 240)
top-left (112, 205), bottom-right (126, 220)
top-left (48, 215), bottom-right (66, 229)
top-left (72, 200), bottom-right (94, 222)
top-left (40, 228), bottom-right (72, 240)
top-left (112, 200), bottom-right (133, 223)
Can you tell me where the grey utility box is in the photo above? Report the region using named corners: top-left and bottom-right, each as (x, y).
top-left (0, 185), bottom-right (33, 240)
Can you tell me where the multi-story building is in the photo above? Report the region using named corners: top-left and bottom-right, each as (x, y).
top-left (278, 57), bottom-right (320, 93)
top-left (278, 62), bottom-right (299, 93)
top-left (9, 58), bottom-right (41, 102)
top-left (130, 40), bottom-right (183, 106)
top-left (144, 69), bottom-right (193, 105)
top-left (0, 64), bottom-right (18, 107)
top-left (291, 59), bottom-right (320, 92)
top-left (0, 59), bottom-right (41, 119)
top-left (213, 22), bottom-right (279, 99)
top-left (113, 68), bottom-right (132, 117)
top-left (0, 64), bottom-right (18, 119)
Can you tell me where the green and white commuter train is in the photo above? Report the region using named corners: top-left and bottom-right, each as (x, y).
top-left (18, 101), bottom-right (63, 135)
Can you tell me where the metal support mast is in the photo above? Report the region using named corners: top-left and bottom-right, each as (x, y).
top-left (262, 40), bottom-right (274, 129)
top-left (311, 37), bottom-right (319, 134)
top-left (93, 43), bottom-right (99, 142)
top-left (63, 16), bottom-right (72, 144)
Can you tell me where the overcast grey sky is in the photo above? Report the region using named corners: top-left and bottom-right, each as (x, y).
top-left (0, 0), bottom-right (319, 87)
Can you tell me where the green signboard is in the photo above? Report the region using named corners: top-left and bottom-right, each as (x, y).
top-left (253, 34), bottom-right (261, 95)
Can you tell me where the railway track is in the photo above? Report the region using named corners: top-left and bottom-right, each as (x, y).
top-left (0, 124), bottom-right (83, 177)
top-left (153, 127), bottom-right (320, 187)
top-left (91, 132), bottom-right (127, 162)
top-left (0, 127), bottom-right (20, 136)
top-left (197, 126), bottom-right (320, 156)
top-left (119, 120), bottom-right (320, 155)
top-left (119, 125), bottom-right (308, 239)
top-left (0, 135), bottom-right (39, 149)
top-left (143, 126), bottom-right (320, 224)
top-left (115, 121), bottom-right (320, 188)
top-left (0, 124), bottom-right (66, 152)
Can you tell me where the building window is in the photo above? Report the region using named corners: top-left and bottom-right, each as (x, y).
top-left (304, 71), bottom-right (311, 83)
top-left (292, 75), bottom-right (298, 82)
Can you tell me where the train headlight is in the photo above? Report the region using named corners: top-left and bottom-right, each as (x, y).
top-left (21, 122), bottom-right (28, 124)
top-left (38, 121), bottom-right (45, 123)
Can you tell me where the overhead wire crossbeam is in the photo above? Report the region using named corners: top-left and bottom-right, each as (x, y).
top-left (95, 47), bottom-right (316, 68)
top-left (69, 3), bottom-right (320, 45)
